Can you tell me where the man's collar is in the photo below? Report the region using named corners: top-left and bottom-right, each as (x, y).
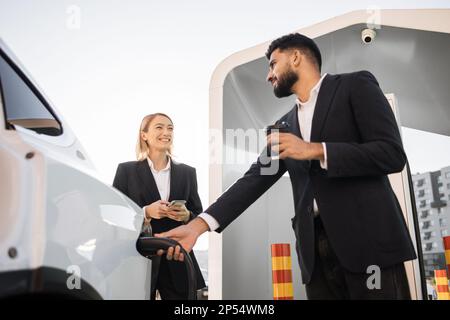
top-left (296, 73), bottom-right (328, 107)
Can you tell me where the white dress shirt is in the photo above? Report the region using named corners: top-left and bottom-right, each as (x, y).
top-left (200, 74), bottom-right (329, 231)
top-left (147, 157), bottom-right (171, 201)
top-left (142, 157), bottom-right (171, 224)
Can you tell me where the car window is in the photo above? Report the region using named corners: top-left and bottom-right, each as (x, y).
top-left (0, 51), bottom-right (62, 136)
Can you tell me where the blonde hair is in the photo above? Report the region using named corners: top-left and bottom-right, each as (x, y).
top-left (136, 113), bottom-right (174, 161)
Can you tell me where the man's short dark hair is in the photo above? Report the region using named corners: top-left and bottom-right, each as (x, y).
top-left (265, 33), bottom-right (322, 72)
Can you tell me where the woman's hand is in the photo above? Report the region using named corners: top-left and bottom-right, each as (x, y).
top-left (166, 203), bottom-right (191, 223)
top-left (144, 200), bottom-right (170, 220)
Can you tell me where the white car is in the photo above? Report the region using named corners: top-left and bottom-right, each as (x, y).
top-left (0, 39), bottom-right (195, 300)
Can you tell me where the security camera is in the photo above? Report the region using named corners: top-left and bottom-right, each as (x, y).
top-left (361, 28), bottom-right (376, 44)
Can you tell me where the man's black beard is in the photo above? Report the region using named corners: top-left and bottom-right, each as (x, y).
top-left (273, 69), bottom-right (298, 98)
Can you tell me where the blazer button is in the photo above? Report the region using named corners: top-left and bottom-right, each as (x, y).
top-left (307, 206), bottom-right (312, 213)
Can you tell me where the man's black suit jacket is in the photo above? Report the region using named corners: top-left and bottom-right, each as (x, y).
top-left (113, 159), bottom-right (206, 291)
top-left (206, 71), bottom-right (417, 284)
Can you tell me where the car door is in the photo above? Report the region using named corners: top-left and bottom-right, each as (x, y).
top-left (0, 42), bottom-right (152, 299)
top-left (0, 45), bottom-right (48, 280)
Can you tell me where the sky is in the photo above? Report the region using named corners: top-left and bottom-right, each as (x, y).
top-left (1, 1), bottom-right (449, 249)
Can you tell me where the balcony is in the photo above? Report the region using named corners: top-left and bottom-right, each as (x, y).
top-left (421, 221), bottom-right (431, 229)
top-left (420, 211), bottom-right (429, 219)
top-left (431, 200), bottom-right (447, 208)
top-left (423, 234), bottom-right (432, 241)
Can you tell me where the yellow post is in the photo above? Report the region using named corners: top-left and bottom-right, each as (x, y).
top-left (444, 236), bottom-right (450, 277)
top-left (434, 269), bottom-right (450, 300)
top-left (271, 243), bottom-right (294, 300)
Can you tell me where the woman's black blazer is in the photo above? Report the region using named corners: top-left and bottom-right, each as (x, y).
top-left (113, 158), bottom-right (206, 291)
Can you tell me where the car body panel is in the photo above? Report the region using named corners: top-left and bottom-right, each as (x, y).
top-left (0, 38), bottom-right (151, 299)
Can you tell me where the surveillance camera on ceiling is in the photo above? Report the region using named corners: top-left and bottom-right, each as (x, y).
top-left (361, 28), bottom-right (376, 44)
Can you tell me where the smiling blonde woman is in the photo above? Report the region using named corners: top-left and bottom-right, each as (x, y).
top-left (113, 113), bottom-right (206, 299)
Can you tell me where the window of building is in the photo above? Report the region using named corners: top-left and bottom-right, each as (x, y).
top-left (421, 210), bottom-right (430, 218)
top-left (422, 221), bottom-right (432, 229)
top-left (442, 229), bottom-right (448, 237)
top-left (423, 232), bottom-right (432, 240)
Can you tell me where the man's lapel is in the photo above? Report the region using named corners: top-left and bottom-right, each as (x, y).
top-left (286, 105), bottom-right (302, 139)
top-left (310, 74), bottom-right (339, 142)
top-left (285, 105), bottom-right (310, 171)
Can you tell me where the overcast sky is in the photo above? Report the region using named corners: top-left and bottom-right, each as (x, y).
top-left (1, 1), bottom-right (449, 249)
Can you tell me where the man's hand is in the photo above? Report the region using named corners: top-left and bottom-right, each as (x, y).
top-left (155, 217), bottom-right (210, 261)
top-left (267, 132), bottom-right (324, 161)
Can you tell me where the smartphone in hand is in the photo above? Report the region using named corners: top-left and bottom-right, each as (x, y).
top-left (169, 200), bottom-right (186, 207)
